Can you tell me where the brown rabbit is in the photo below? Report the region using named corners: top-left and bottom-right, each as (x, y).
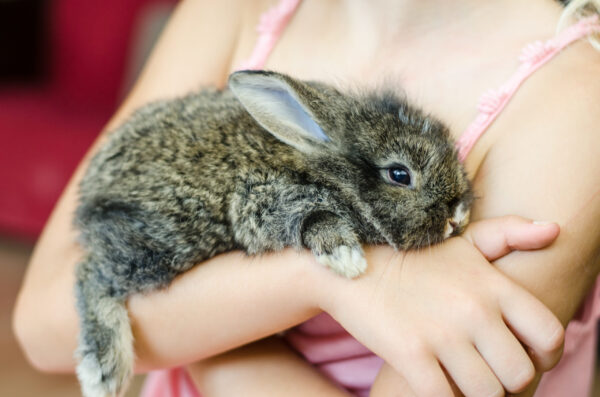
top-left (74, 70), bottom-right (472, 397)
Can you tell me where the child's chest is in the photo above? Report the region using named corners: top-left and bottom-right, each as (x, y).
top-left (226, 0), bottom-right (582, 214)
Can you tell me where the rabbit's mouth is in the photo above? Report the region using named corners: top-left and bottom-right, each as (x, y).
top-left (443, 202), bottom-right (470, 239)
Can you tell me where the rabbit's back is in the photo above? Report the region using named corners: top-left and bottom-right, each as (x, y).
top-left (76, 88), bottom-right (301, 295)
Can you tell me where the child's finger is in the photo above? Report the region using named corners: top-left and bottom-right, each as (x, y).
top-left (499, 281), bottom-right (565, 372)
top-left (472, 322), bottom-right (535, 393)
top-left (463, 216), bottom-right (560, 261)
top-left (438, 342), bottom-right (504, 397)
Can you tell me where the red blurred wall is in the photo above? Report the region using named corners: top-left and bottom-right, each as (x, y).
top-left (0, 0), bottom-right (176, 240)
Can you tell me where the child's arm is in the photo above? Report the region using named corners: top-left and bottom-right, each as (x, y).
top-left (187, 337), bottom-right (352, 397)
top-left (187, 217), bottom-right (561, 397)
top-left (11, 1), bottom-right (566, 394)
top-left (367, 218), bottom-right (562, 397)
top-left (370, 42), bottom-right (600, 397)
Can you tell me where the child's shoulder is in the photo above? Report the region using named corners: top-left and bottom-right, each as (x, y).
top-left (478, 39), bottom-right (600, 165)
top-left (504, 39), bottom-right (600, 141)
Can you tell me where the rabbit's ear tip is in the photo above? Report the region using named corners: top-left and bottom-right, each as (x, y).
top-left (228, 71), bottom-right (246, 85)
top-left (229, 70), bottom-right (283, 86)
top-left (229, 71), bottom-right (257, 88)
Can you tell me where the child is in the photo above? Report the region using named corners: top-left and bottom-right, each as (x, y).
top-left (14, 0), bottom-right (600, 396)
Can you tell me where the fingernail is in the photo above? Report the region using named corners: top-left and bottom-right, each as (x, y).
top-left (486, 388), bottom-right (504, 397)
top-left (533, 221), bottom-right (551, 225)
top-left (513, 364), bottom-right (535, 390)
top-left (547, 325), bottom-right (564, 347)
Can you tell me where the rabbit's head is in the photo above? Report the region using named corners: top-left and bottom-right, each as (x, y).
top-left (229, 71), bottom-right (472, 249)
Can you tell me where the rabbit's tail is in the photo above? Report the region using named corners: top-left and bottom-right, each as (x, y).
top-left (75, 256), bottom-right (134, 397)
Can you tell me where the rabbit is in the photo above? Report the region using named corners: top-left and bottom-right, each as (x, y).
top-left (73, 70), bottom-right (473, 397)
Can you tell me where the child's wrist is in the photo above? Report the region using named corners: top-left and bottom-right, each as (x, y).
top-left (307, 245), bottom-right (398, 318)
top-left (268, 248), bottom-right (330, 319)
top-left (285, 247), bottom-right (352, 317)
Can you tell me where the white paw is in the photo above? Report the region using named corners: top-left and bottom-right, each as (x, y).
top-left (76, 305), bottom-right (133, 397)
top-left (317, 245), bottom-right (367, 278)
top-left (76, 344), bottom-right (132, 397)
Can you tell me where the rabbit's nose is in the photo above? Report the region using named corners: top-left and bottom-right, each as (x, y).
top-left (443, 219), bottom-right (457, 238)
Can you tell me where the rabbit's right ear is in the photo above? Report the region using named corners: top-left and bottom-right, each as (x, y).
top-left (229, 71), bottom-right (330, 154)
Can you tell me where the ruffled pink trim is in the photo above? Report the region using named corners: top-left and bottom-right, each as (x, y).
top-left (140, 367), bottom-right (200, 397)
top-left (237, 0), bottom-right (302, 70)
top-left (455, 15), bottom-right (600, 161)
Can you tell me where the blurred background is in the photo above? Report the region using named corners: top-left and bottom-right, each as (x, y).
top-left (0, 0), bottom-right (175, 395)
top-left (1, 0), bottom-right (599, 396)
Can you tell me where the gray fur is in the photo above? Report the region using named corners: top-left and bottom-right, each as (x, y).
top-left (74, 70), bottom-right (472, 397)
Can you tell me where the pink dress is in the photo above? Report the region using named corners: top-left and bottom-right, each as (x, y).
top-left (141, 2), bottom-right (600, 396)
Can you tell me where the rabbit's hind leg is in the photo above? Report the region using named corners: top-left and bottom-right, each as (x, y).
top-left (302, 211), bottom-right (367, 278)
top-left (75, 256), bottom-right (133, 397)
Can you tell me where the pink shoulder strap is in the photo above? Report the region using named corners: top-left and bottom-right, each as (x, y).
top-left (237, 0), bottom-right (302, 70)
top-left (456, 15), bottom-right (600, 161)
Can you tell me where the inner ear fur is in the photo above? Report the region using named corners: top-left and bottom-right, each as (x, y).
top-left (229, 71), bottom-right (330, 154)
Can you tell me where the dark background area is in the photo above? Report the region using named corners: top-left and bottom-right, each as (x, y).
top-left (0, 0), bottom-right (48, 83)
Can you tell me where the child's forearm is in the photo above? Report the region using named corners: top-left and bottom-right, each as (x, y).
top-left (187, 336), bottom-right (352, 397)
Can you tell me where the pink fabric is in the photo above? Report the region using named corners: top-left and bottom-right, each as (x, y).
top-left (140, 367), bottom-right (199, 397)
top-left (237, 0), bottom-right (302, 70)
top-left (140, 6), bottom-right (600, 397)
top-left (535, 279), bottom-right (600, 396)
top-left (285, 314), bottom-right (383, 397)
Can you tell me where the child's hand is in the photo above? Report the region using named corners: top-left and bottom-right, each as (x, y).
top-left (313, 216), bottom-right (562, 397)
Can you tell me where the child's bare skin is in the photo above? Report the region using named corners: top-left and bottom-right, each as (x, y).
top-left (188, 337), bottom-right (352, 397)
top-left (13, 1), bottom-right (600, 396)
top-left (186, 217), bottom-right (561, 397)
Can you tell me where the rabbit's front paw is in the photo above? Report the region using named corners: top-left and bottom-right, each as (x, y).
top-left (301, 212), bottom-right (367, 278)
top-left (316, 245), bottom-right (367, 278)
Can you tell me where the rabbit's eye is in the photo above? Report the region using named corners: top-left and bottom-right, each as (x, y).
top-left (387, 167), bottom-right (411, 187)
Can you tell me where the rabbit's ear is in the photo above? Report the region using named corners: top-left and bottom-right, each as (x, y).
top-left (229, 71), bottom-right (330, 154)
